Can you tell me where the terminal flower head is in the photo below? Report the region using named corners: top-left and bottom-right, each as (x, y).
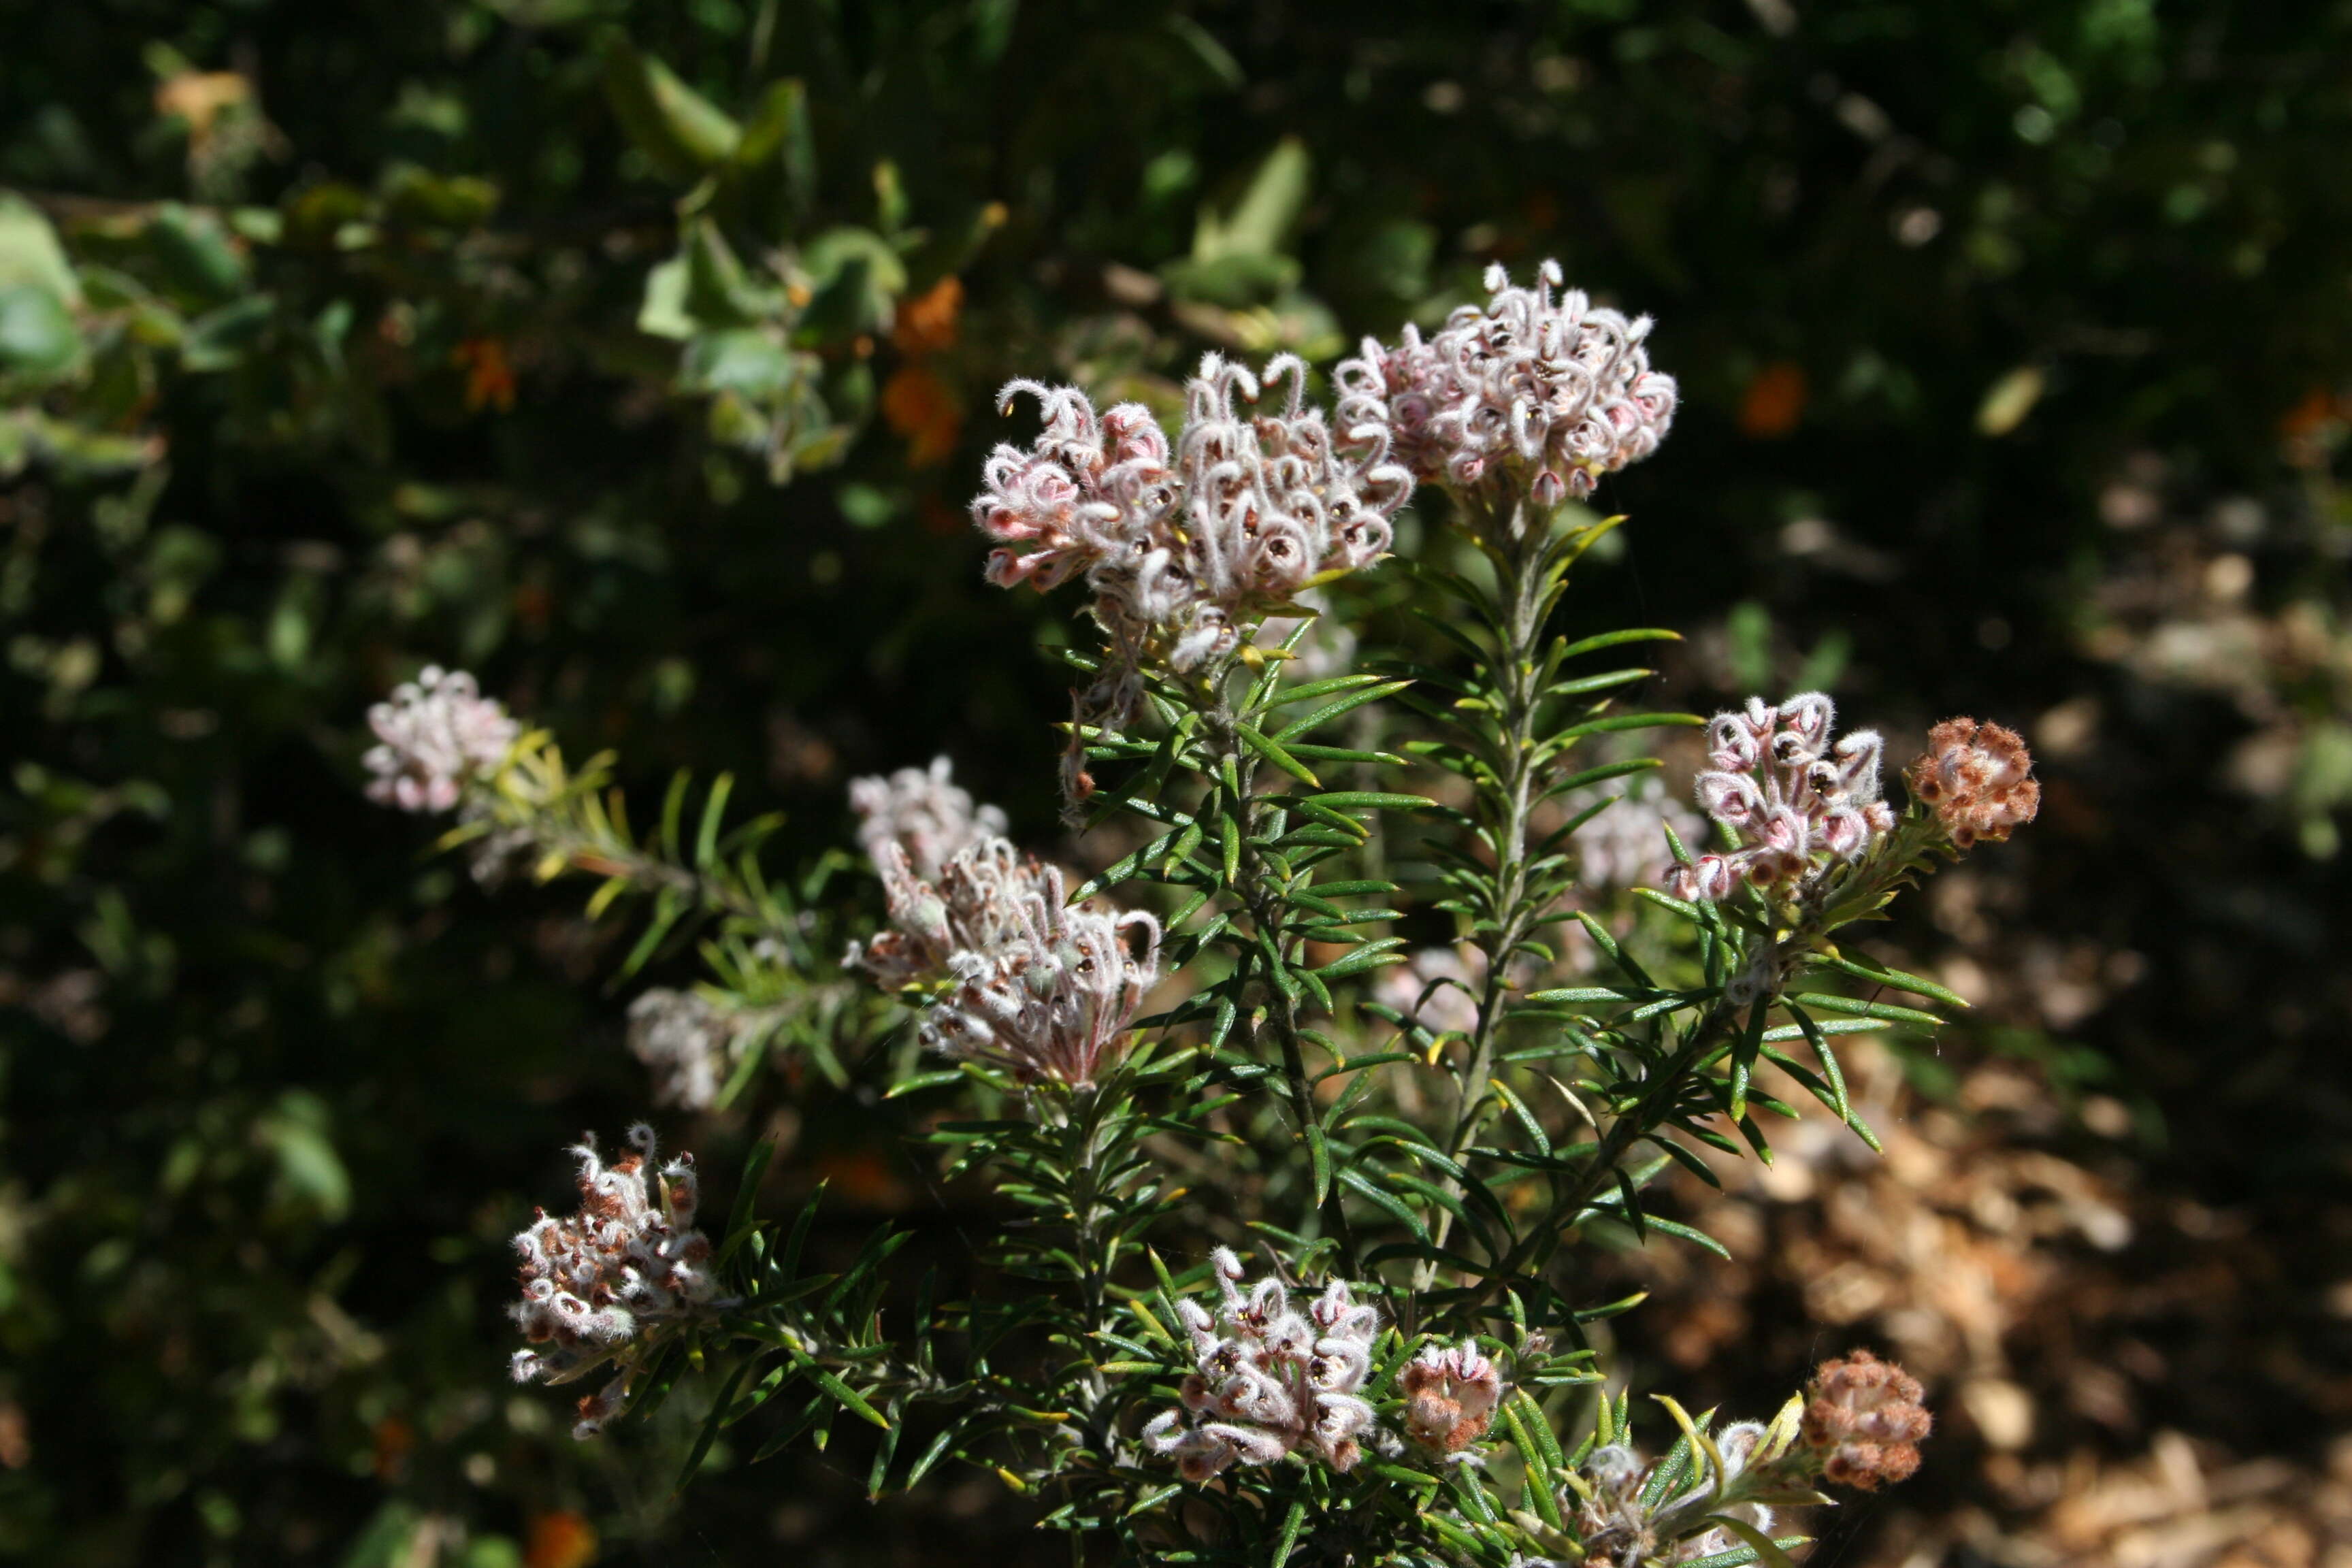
top-left (363, 665), bottom-right (519, 813)
top-left (1143, 1248), bottom-right (1382, 1480)
top-left (1398, 1339), bottom-right (1505, 1454)
top-left (849, 755), bottom-right (1009, 882)
top-left (508, 1126), bottom-right (717, 1438)
top-left (1338, 259), bottom-right (1677, 509)
top-left (1669, 692), bottom-right (1893, 903)
top-left (1906, 717), bottom-right (2040, 849)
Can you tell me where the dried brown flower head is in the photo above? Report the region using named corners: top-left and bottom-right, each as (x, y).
top-left (1803, 1348), bottom-right (1931, 1490)
top-left (1907, 717), bottom-right (2041, 849)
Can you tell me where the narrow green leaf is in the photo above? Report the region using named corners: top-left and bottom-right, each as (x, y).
top-left (1237, 722), bottom-right (1321, 786)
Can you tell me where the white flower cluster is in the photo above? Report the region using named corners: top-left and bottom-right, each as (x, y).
top-left (1573, 772), bottom-right (1708, 892)
top-left (845, 773), bottom-right (1160, 1089)
top-left (1143, 1248), bottom-right (1382, 1481)
top-left (972, 354), bottom-right (1413, 680)
top-left (849, 755), bottom-right (1009, 882)
top-left (625, 989), bottom-right (736, 1112)
top-left (1668, 693), bottom-right (1893, 903)
top-left (1398, 1339), bottom-right (1505, 1455)
top-left (362, 665), bottom-right (519, 813)
top-left (1339, 260), bottom-right (1677, 507)
top-left (508, 1127), bottom-right (717, 1438)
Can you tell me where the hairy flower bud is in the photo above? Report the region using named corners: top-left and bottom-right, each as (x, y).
top-left (1803, 1348), bottom-right (1931, 1490)
top-left (1398, 1339), bottom-right (1505, 1454)
top-left (1906, 717), bottom-right (2041, 849)
top-left (363, 666), bottom-right (519, 813)
top-left (1144, 1250), bottom-right (1383, 1480)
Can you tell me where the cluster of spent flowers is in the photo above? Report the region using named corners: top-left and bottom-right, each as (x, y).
top-left (625, 989), bottom-right (737, 1112)
top-left (1397, 1339), bottom-right (1505, 1455)
top-left (362, 665), bottom-right (520, 813)
top-left (1669, 693), bottom-right (1894, 903)
top-left (1574, 1418), bottom-right (1784, 1568)
top-left (1802, 1348), bottom-right (1931, 1490)
top-left (1338, 259), bottom-right (1678, 508)
top-left (1143, 1248), bottom-right (1382, 1480)
top-left (1907, 717), bottom-right (2042, 849)
top-left (845, 765), bottom-right (1160, 1089)
top-left (849, 754), bottom-right (1010, 882)
top-left (508, 1127), bottom-right (718, 1439)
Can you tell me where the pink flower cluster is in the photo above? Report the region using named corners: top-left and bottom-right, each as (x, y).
top-left (849, 755), bottom-right (1009, 882)
top-left (1398, 1339), bottom-right (1505, 1454)
top-left (972, 353), bottom-right (1413, 676)
top-left (508, 1127), bottom-right (717, 1438)
top-left (845, 774), bottom-right (1161, 1090)
top-left (1338, 260), bottom-right (1678, 506)
top-left (363, 665), bottom-right (519, 813)
top-left (1669, 693), bottom-right (1894, 902)
top-left (1143, 1248), bottom-right (1382, 1481)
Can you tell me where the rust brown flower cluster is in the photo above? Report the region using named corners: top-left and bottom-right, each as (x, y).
top-left (1907, 717), bottom-right (2042, 848)
top-left (1803, 1348), bottom-right (1931, 1490)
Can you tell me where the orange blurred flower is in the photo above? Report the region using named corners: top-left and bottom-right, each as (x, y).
top-left (1737, 361), bottom-right (1808, 438)
top-left (2278, 387), bottom-right (2341, 440)
top-left (370, 1414), bottom-right (414, 1481)
top-left (525, 1511), bottom-right (598, 1568)
top-left (893, 276), bottom-right (964, 356)
top-left (451, 337), bottom-right (517, 413)
top-left (882, 363), bottom-right (962, 467)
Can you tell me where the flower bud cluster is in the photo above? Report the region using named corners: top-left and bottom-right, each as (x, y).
top-left (625, 989), bottom-right (736, 1112)
top-left (1398, 1339), bottom-right (1505, 1454)
top-left (845, 773), bottom-right (1161, 1089)
top-left (1337, 260), bottom-right (1678, 507)
top-left (1143, 1248), bottom-right (1382, 1481)
top-left (1802, 1349), bottom-right (1931, 1490)
top-left (972, 353), bottom-right (1412, 677)
top-left (363, 666), bottom-right (519, 813)
top-left (1906, 717), bottom-right (2041, 849)
top-left (1669, 693), bottom-right (1893, 902)
top-left (849, 755), bottom-right (1009, 882)
top-left (508, 1127), bottom-right (717, 1439)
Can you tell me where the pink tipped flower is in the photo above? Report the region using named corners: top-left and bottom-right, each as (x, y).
top-left (1337, 260), bottom-right (1677, 508)
top-left (362, 666), bottom-right (519, 813)
top-left (1667, 692), bottom-right (1895, 902)
top-left (1143, 1248), bottom-right (1384, 1481)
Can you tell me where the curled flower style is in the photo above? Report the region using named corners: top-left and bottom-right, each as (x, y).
top-left (972, 356), bottom-right (1410, 807)
top-left (625, 989), bottom-right (737, 1112)
top-left (1398, 1339), bottom-right (1505, 1454)
top-left (919, 862), bottom-right (1161, 1090)
top-left (1337, 259), bottom-right (1677, 508)
top-left (1143, 1247), bottom-right (1382, 1481)
top-left (1906, 717), bottom-right (2041, 849)
top-left (1668, 692), bottom-right (1894, 904)
top-left (849, 755), bottom-right (1009, 883)
top-left (1803, 1348), bottom-right (1931, 1490)
top-left (508, 1126), bottom-right (717, 1439)
top-left (363, 665), bottom-right (519, 813)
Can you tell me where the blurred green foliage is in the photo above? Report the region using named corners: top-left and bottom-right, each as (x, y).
top-left (4, 1), bottom-right (2351, 1563)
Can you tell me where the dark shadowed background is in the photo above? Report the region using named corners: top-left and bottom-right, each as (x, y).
top-left (3, 2), bottom-right (2349, 1563)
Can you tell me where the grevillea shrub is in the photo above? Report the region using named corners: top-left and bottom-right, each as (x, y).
top-left (365, 263), bottom-right (2040, 1566)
